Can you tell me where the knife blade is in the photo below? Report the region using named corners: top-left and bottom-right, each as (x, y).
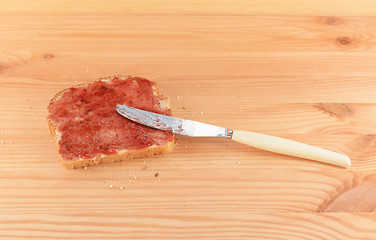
top-left (116, 104), bottom-right (351, 168)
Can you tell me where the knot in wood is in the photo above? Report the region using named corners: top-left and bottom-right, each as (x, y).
top-left (43, 54), bottom-right (54, 59)
top-left (326, 17), bottom-right (340, 25)
top-left (336, 36), bottom-right (352, 46)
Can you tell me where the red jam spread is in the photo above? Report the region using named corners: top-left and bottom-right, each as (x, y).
top-left (48, 76), bottom-right (173, 161)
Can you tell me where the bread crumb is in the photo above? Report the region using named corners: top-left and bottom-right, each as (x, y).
top-left (133, 176), bottom-right (137, 180)
top-left (109, 184), bottom-right (113, 189)
top-left (155, 172), bottom-right (159, 177)
top-left (237, 161), bottom-right (241, 165)
top-left (200, 112), bottom-right (204, 115)
top-left (182, 106), bottom-right (186, 110)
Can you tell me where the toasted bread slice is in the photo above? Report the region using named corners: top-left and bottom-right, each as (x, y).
top-left (47, 76), bottom-right (174, 169)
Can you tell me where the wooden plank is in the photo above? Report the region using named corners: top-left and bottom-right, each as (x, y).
top-left (2, 76), bottom-right (376, 134)
top-left (0, 133), bottom-right (369, 170)
top-left (1, 0), bottom-right (376, 16)
top-left (0, 168), bottom-right (375, 213)
top-left (0, 212), bottom-right (375, 239)
top-left (1, 15), bottom-right (376, 53)
top-left (2, 75), bottom-right (376, 169)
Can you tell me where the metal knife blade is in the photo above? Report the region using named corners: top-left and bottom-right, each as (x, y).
top-left (116, 105), bottom-right (232, 138)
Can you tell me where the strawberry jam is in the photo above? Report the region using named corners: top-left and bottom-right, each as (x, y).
top-left (48, 76), bottom-right (173, 161)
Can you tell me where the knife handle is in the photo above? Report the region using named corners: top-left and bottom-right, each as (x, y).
top-left (231, 130), bottom-right (351, 168)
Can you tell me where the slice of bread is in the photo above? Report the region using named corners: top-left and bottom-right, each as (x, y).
top-left (47, 76), bottom-right (174, 169)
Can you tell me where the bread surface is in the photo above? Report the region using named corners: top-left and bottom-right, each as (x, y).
top-left (47, 76), bottom-right (174, 169)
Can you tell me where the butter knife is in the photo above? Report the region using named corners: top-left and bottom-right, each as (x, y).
top-left (116, 105), bottom-right (351, 168)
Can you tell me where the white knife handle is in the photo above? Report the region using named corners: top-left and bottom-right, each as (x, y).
top-left (231, 130), bottom-right (351, 168)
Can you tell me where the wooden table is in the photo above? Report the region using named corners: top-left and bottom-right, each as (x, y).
top-left (1, 1), bottom-right (376, 239)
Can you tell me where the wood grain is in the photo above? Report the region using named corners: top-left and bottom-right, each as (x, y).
top-left (1, 0), bottom-right (376, 16)
top-left (0, 212), bottom-right (376, 239)
top-left (2, 15), bottom-right (376, 53)
top-left (2, 1), bottom-right (376, 239)
top-left (0, 166), bottom-right (376, 213)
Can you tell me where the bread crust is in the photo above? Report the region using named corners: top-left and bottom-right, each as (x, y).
top-left (47, 76), bottom-right (174, 169)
